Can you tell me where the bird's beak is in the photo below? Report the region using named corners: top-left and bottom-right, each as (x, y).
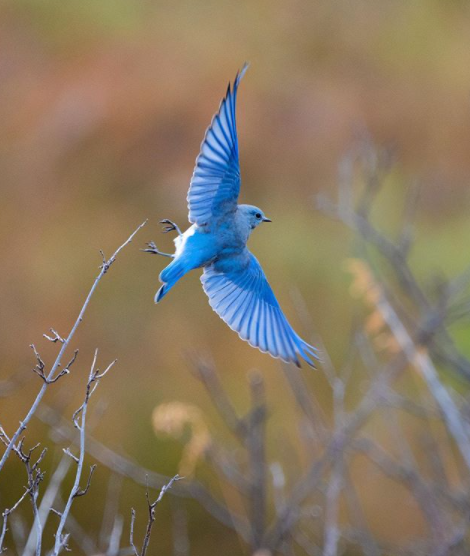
top-left (262, 217), bottom-right (272, 223)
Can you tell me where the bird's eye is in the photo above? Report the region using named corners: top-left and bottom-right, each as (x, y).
top-left (255, 213), bottom-right (261, 219)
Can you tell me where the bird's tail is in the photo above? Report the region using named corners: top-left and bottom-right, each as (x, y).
top-left (155, 259), bottom-right (188, 303)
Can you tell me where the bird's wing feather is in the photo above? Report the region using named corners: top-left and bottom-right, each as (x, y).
top-left (187, 64), bottom-right (248, 225)
top-left (201, 251), bottom-right (319, 367)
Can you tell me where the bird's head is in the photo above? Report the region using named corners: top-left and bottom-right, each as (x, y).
top-left (238, 204), bottom-right (272, 231)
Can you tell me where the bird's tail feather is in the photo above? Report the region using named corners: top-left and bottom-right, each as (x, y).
top-left (155, 259), bottom-right (188, 303)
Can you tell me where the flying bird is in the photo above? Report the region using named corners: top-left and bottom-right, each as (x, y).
top-left (144, 65), bottom-right (319, 367)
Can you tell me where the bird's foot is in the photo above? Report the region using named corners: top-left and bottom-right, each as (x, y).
top-left (141, 241), bottom-right (174, 258)
top-left (160, 219), bottom-right (182, 236)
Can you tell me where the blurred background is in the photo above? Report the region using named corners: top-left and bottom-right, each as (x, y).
top-left (1, 0), bottom-right (470, 554)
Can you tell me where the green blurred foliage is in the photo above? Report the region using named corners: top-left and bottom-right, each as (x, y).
top-left (1, 0), bottom-right (470, 553)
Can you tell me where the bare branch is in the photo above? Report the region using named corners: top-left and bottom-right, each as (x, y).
top-left (246, 371), bottom-right (267, 551)
top-left (187, 354), bottom-right (247, 438)
top-left (0, 485), bottom-right (34, 553)
top-left (73, 465), bottom-right (97, 498)
top-left (23, 452), bottom-right (73, 556)
top-left (130, 509), bottom-right (138, 556)
top-left (4, 441), bottom-right (49, 556)
top-left (35, 402), bottom-right (244, 533)
top-left (0, 220), bottom-right (147, 473)
top-left (373, 281), bottom-right (470, 471)
top-left (53, 494), bottom-right (98, 555)
top-left (31, 346), bottom-right (79, 385)
top-left (63, 448), bottom-right (79, 464)
top-left (43, 328), bottom-right (66, 344)
top-left (52, 351), bottom-right (114, 555)
top-left (130, 475), bottom-right (182, 556)
top-left (322, 461), bottom-right (343, 556)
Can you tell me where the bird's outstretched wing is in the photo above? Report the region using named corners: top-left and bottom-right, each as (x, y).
top-left (201, 251), bottom-right (319, 367)
top-left (187, 64), bottom-right (248, 225)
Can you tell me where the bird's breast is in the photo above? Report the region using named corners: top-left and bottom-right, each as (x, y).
top-left (215, 214), bottom-right (250, 250)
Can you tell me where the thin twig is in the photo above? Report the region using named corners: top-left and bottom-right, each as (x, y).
top-left (246, 371), bottom-right (267, 550)
top-left (188, 354), bottom-right (247, 438)
top-left (0, 485), bottom-right (34, 553)
top-left (23, 452), bottom-right (73, 556)
top-left (35, 402), bottom-right (244, 533)
top-left (374, 285), bottom-right (470, 471)
top-left (130, 475), bottom-right (182, 556)
top-left (52, 351), bottom-right (115, 555)
top-left (7, 442), bottom-right (48, 556)
top-left (0, 220), bottom-right (147, 473)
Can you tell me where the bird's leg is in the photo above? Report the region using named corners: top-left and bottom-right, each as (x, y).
top-left (160, 219), bottom-right (182, 236)
top-left (141, 241), bottom-right (174, 258)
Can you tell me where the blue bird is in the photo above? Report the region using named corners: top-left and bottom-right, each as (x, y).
top-left (144, 65), bottom-right (319, 367)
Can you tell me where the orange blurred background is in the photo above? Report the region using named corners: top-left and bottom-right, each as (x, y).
top-left (1, 0), bottom-right (470, 553)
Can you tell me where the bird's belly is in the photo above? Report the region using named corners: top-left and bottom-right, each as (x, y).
top-left (174, 225), bottom-right (219, 268)
top-left (175, 220), bottom-right (247, 269)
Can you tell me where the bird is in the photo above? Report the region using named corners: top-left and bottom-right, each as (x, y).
top-left (144, 64), bottom-right (319, 367)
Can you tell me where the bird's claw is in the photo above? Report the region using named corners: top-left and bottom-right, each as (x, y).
top-left (160, 219), bottom-right (182, 236)
top-left (141, 241), bottom-right (174, 258)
